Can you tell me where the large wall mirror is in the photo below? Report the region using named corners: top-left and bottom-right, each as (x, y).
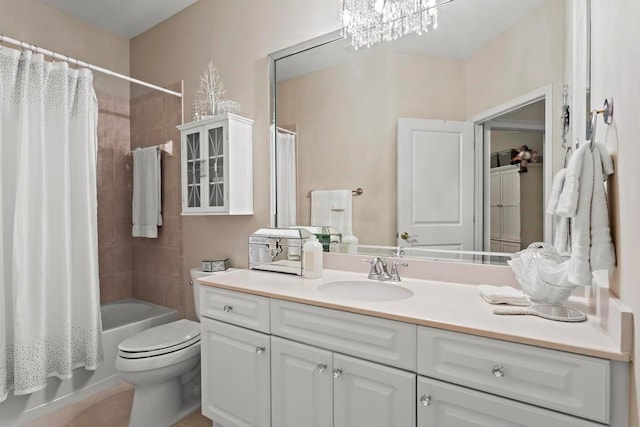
top-left (269, 0), bottom-right (589, 263)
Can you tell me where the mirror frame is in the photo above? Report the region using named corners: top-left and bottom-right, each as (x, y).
top-left (268, 30), bottom-right (343, 229)
top-left (268, 1), bottom-right (590, 260)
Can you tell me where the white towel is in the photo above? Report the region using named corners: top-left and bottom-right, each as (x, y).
top-left (566, 144), bottom-right (594, 285)
top-left (547, 168), bottom-right (571, 255)
top-left (311, 190), bottom-right (355, 237)
top-left (556, 143), bottom-right (590, 217)
top-left (478, 285), bottom-right (530, 306)
top-left (590, 143), bottom-right (616, 271)
top-left (132, 147), bottom-right (162, 238)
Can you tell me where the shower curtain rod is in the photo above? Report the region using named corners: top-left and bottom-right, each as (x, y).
top-left (0, 34), bottom-right (182, 98)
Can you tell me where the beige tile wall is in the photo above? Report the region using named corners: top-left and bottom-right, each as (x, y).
top-left (97, 90), bottom-right (133, 303)
top-left (130, 82), bottom-right (185, 318)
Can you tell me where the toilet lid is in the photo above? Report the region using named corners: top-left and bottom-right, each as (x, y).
top-left (118, 319), bottom-right (200, 353)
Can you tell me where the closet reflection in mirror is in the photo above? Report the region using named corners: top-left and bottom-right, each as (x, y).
top-left (271, 0), bottom-right (566, 257)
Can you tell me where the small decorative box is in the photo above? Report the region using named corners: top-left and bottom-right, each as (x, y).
top-left (249, 228), bottom-right (314, 275)
top-left (201, 258), bottom-right (229, 272)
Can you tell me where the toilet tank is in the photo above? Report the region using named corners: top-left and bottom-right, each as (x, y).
top-left (190, 268), bottom-right (213, 321)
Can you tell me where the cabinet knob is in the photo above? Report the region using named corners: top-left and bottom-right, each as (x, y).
top-left (420, 394), bottom-right (432, 407)
top-left (316, 363), bottom-right (327, 373)
top-left (333, 368), bottom-right (343, 378)
top-left (255, 346), bottom-right (265, 355)
top-left (223, 305), bottom-right (233, 312)
top-left (492, 364), bottom-right (505, 378)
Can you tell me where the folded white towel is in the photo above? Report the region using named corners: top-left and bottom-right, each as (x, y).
top-left (311, 190), bottom-right (357, 239)
top-left (478, 285), bottom-right (531, 306)
top-left (132, 147), bottom-right (162, 238)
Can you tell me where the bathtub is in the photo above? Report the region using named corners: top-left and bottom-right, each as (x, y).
top-left (0, 299), bottom-right (178, 427)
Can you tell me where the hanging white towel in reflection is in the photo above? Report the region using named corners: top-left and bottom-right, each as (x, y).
top-left (311, 190), bottom-right (354, 237)
top-left (132, 146), bottom-right (162, 238)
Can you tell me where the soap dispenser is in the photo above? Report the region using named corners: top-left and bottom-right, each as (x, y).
top-left (303, 235), bottom-right (323, 278)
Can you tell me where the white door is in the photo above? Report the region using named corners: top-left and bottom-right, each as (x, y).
top-left (397, 118), bottom-right (475, 251)
top-left (333, 354), bottom-right (415, 427)
top-left (271, 337), bottom-right (333, 427)
top-left (201, 318), bottom-right (271, 427)
top-left (417, 376), bottom-right (602, 427)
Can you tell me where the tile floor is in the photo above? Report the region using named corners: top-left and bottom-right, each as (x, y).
top-left (22, 381), bottom-right (210, 427)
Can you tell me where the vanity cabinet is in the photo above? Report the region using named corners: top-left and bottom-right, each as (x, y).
top-left (178, 113), bottom-right (253, 215)
top-left (416, 376), bottom-right (602, 426)
top-left (200, 317), bottom-right (270, 427)
top-left (199, 285), bottom-right (627, 427)
top-left (271, 336), bottom-right (416, 427)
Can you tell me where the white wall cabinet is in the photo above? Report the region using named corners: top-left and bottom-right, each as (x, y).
top-left (200, 317), bottom-right (270, 427)
top-left (178, 113), bottom-right (253, 215)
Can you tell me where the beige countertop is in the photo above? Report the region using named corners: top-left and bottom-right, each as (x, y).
top-left (197, 268), bottom-right (631, 362)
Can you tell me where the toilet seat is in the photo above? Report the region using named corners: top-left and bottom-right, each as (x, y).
top-left (118, 319), bottom-right (200, 359)
top-left (119, 335), bottom-right (201, 359)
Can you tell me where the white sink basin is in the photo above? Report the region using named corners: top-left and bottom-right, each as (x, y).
top-left (317, 280), bottom-right (414, 302)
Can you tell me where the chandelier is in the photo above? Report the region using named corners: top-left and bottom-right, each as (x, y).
top-left (340, 0), bottom-right (452, 50)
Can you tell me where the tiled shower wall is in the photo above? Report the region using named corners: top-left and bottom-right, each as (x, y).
top-left (130, 83), bottom-right (185, 318)
top-left (97, 90), bottom-right (133, 303)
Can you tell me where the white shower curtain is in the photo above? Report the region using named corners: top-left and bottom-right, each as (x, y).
top-left (0, 48), bottom-right (102, 402)
top-left (276, 131), bottom-right (297, 228)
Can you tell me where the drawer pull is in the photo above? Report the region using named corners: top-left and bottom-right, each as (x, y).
top-left (316, 363), bottom-right (327, 373)
top-left (223, 305), bottom-right (233, 312)
top-left (492, 364), bottom-right (505, 378)
top-left (420, 394), bottom-right (432, 407)
top-left (255, 346), bottom-right (265, 355)
top-left (333, 368), bottom-right (343, 378)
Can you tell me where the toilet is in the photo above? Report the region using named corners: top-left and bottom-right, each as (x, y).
top-left (116, 268), bottom-right (211, 427)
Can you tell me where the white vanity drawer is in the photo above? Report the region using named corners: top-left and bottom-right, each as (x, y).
top-left (271, 299), bottom-right (416, 371)
top-left (200, 286), bottom-right (270, 333)
top-left (417, 376), bottom-right (603, 427)
top-left (417, 326), bottom-right (610, 423)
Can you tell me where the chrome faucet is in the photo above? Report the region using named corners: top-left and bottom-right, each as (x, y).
top-left (363, 257), bottom-right (409, 282)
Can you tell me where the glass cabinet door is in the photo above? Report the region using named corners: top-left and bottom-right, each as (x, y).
top-left (185, 130), bottom-right (203, 209)
top-left (206, 124), bottom-right (227, 210)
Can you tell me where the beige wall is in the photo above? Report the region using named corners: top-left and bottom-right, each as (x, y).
top-left (592, 0), bottom-right (640, 423)
top-left (277, 52), bottom-right (466, 245)
top-left (0, 0), bottom-right (129, 98)
top-left (130, 84), bottom-right (185, 317)
top-left (130, 0), bottom-right (340, 319)
top-left (466, 0), bottom-right (565, 174)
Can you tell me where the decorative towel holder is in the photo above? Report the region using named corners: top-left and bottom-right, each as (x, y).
top-left (129, 140), bottom-right (173, 156)
top-left (306, 187), bottom-right (363, 198)
top-left (587, 99), bottom-right (614, 148)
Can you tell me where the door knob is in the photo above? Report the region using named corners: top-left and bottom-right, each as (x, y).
top-left (400, 232), bottom-right (418, 242)
top-left (223, 305), bottom-right (233, 312)
top-left (420, 394), bottom-right (432, 407)
top-left (255, 346), bottom-right (265, 355)
top-left (492, 364), bottom-right (505, 378)
top-left (333, 368), bottom-right (343, 378)
top-left (316, 363), bottom-right (327, 373)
